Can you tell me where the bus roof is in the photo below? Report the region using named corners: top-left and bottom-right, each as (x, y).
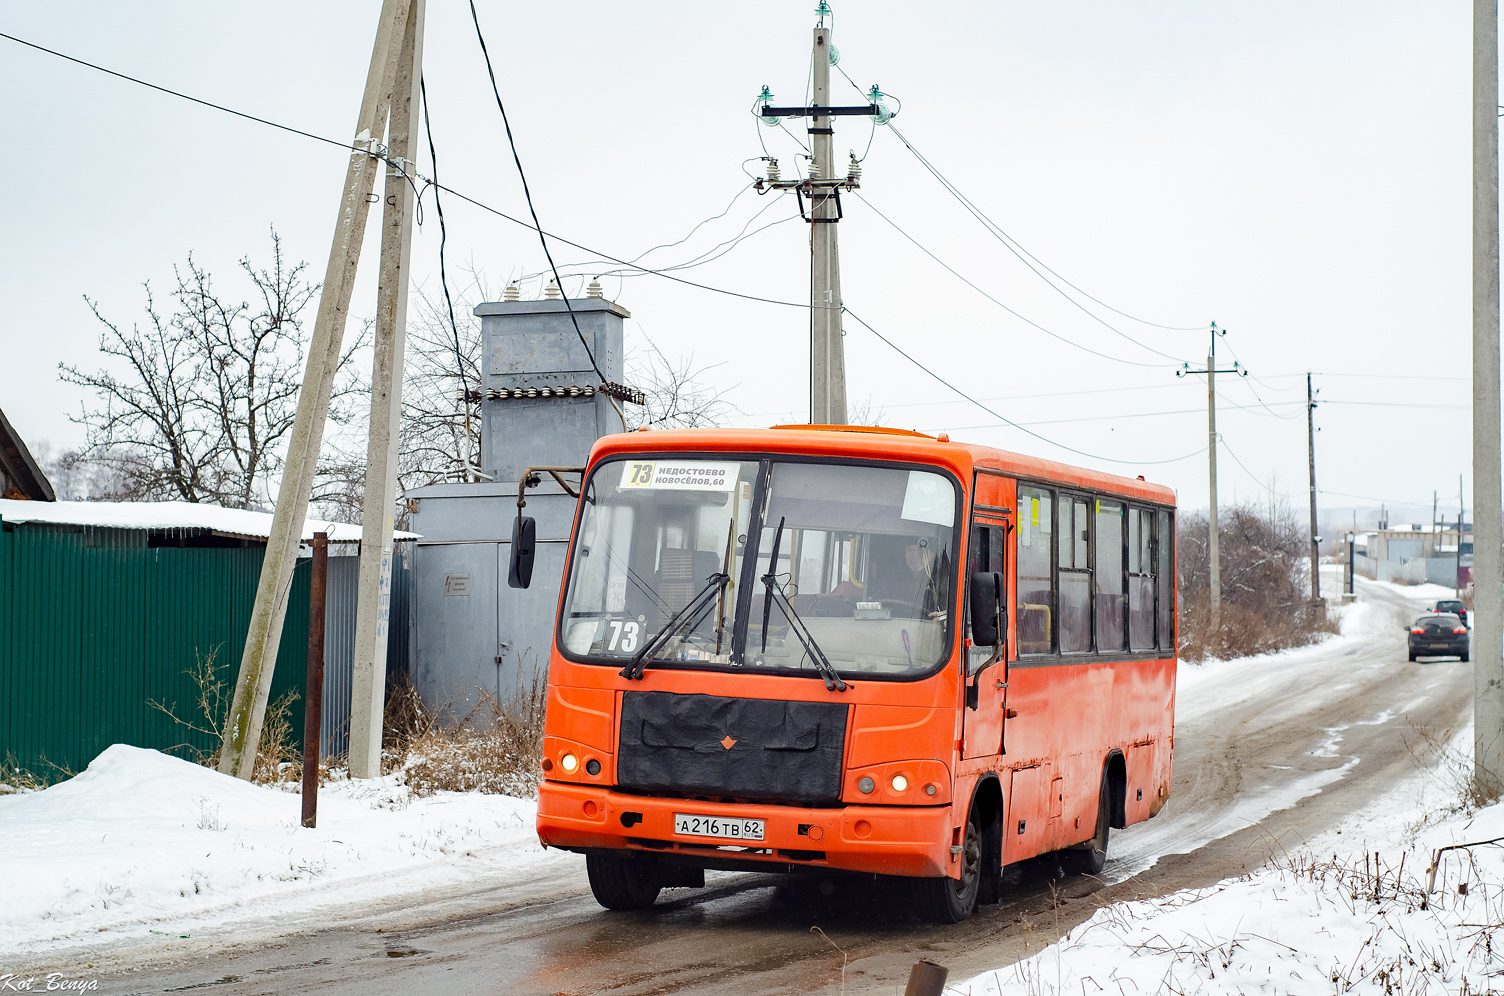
top-left (590, 425), bottom-right (1176, 506)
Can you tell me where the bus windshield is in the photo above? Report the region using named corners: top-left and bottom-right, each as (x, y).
top-left (558, 456), bottom-right (959, 679)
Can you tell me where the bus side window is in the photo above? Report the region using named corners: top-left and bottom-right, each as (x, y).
top-left (1157, 509), bottom-right (1174, 649)
top-left (1128, 507), bottom-right (1156, 651)
top-left (1058, 495), bottom-right (1091, 653)
top-left (1095, 500), bottom-right (1125, 652)
top-left (1016, 486), bottom-right (1053, 654)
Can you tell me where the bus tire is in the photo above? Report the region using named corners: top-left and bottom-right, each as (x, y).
top-left (1062, 771), bottom-right (1110, 876)
top-left (586, 852), bottom-right (664, 910)
top-left (915, 806), bottom-right (982, 923)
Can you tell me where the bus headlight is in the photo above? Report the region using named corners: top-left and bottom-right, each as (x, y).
top-left (891, 774), bottom-right (908, 792)
top-left (560, 752), bottom-right (579, 773)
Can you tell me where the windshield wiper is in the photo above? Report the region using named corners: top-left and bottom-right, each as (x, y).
top-left (760, 517), bottom-right (848, 692)
top-left (620, 572), bottom-right (730, 680)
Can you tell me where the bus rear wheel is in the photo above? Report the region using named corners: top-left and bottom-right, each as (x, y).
top-left (915, 807), bottom-right (982, 923)
top-left (1062, 771), bottom-right (1110, 876)
top-left (586, 852), bottom-right (664, 910)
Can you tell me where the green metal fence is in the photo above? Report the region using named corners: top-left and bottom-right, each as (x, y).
top-left (0, 517), bottom-right (310, 779)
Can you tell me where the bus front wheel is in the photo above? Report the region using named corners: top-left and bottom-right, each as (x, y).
top-left (915, 807), bottom-right (982, 923)
top-left (586, 852), bottom-right (664, 910)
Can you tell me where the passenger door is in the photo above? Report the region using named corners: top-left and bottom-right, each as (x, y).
top-left (962, 473), bottom-right (1013, 759)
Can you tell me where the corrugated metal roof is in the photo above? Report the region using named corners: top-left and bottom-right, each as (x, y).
top-left (0, 499), bottom-right (420, 542)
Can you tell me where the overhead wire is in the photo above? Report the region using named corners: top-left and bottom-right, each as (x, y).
top-left (467, 0), bottom-right (609, 390)
top-left (831, 62), bottom-right (1205, 345)
top-left (11, 26), bottom-right (1390, 473)
top-left (852, 192), bottom-right (1170, 370)
top-left (418, 78), bottom-right (466, 395)
top-left (842, 306), bottom-right (1208, 467)
top-left (887, 123), bottom-right (1191, 363)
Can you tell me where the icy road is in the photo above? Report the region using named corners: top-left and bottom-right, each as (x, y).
top-left (30, 579), bottom-right (1476, 994)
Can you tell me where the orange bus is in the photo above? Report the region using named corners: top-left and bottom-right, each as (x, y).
top-left (513, 425), bottom-right (1177, 922)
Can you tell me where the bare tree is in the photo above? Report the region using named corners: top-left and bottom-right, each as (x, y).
top-left (60, 230), bottom-right (367, 508)
top-left (1178, 499), bottom-right (1332, 660)
top-left (623, 348), bottom-right (736, 431)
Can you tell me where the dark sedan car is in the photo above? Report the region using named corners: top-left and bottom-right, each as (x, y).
top-left (1433, 599), bottom-right (1469, 628)
top-left (1409, 613), bottom-right (1470, 662)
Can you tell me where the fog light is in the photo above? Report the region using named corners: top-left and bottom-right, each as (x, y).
top-left (585, 759), bottom-right (601, 776)
top-left (925, 783), bottom-right (937, 796)
top-left (858, 776), bottom-right (875, 794)
top-left (890, 774), bottom-right (908, 792)
top-left (561, 753), bottom-right (579, 772)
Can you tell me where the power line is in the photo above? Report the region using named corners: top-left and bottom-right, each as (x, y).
top-left (418, 77), bottom-right (465, 394)
top-left (852, 192), bottom-right (1170, 369)
top-left (468, 0), bottom-right (606, 386)
top-left (0, 27), bottom-right (818, 312)
top-left (1320, 488), bottom-right (1438, 507)
top-left (885, 122), bottom-right (1194, 363)
top-left (0, 30), bottom-right (358, 154)
top-left (843, 306), bottom-right (1208, 467)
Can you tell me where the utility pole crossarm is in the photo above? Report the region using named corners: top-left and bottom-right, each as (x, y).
top-left (760, 104), bottom-right (881, 117)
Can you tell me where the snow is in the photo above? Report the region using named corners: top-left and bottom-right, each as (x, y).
top-left (0, 745), bottom-right (559, 958)
top-left (960, 725), bottom-right (1504, 994)
top-left (0, 498), bottom-right (419, 543)
top-left (1350, 576), bottom-right (1462, 606)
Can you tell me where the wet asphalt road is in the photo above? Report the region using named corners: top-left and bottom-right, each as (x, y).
top-left (52, 581), bottom-right (1477, 995)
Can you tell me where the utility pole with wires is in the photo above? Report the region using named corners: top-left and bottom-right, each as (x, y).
top-left (752, 2), bottom-right (894, 424)
top-left (1177, 323), bottom-right (1245, 638)
top-left (1307, 373), bottom-right (1321, 605)
top-left (219, 0), bottom-right (424, 781)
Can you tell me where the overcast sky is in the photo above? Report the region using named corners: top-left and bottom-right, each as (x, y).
top-left (0, 1), bottom-right (1487, 526)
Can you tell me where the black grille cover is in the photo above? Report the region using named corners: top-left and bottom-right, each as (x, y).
top-left (617, 691), bottom-right (849, 805)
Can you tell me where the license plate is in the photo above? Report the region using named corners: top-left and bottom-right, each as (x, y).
top-left (673, 813), bottom-right (765, 841)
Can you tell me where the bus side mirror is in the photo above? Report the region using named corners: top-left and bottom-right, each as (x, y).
top-left (970, 571), bottom-right (1001, 646)
top-left (508, 515), bottom-right (536, 589)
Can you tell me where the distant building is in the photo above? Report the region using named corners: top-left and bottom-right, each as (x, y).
top-left (0, 407), bottom-right (55, 501)
top-left (1341, 525), bottom-right (1471, 586)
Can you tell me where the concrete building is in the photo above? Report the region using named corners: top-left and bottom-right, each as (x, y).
top-left (1342, 525), bottom-right (1472, 586)
top-left (406, 296), bottom-right (630, 716)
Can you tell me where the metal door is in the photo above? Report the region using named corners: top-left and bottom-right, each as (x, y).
top-left (963, 472), bottom-right (1013, 759)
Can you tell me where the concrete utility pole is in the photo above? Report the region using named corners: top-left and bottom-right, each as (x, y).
top-left (349, 0), bottom-right (424, 778)
top-left (754, 5), bottom-right (890, 425)
top-left (1474, 0), bottom-right (1504, 796)
top-left (808, 23), bottom-right (845, 425)
top-left (1307, 373), bottom-right (1320, 603)
top-left (219, 0), bottom-right (422, 780)
top-left (1177, 324), bottom-right (1243, 638)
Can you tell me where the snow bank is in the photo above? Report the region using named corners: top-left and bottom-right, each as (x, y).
top-left (962, 797), bottom-right (1504, 994)
top-left (0, 745), bottom-right (557, 957)
top-left (0, 498), bottom-right (419, 543)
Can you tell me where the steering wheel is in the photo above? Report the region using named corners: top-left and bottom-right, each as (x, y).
top-left (878, 599), bottom-right (925, 619)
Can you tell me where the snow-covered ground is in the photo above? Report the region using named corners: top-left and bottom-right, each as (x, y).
top-left (961, 776), bottom-right (1504, 995)
top-left (0, 745), bottom-right (563, 959)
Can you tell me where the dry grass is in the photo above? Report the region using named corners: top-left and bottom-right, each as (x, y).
top-left (1403, 722), bottom-right (1504, 821)
top-left (147, 644), bottom-right (303, 785)
top-left (0, 750), bottom-right (70, 793)
top-left (1178, 501), bottom-right (1337, 662)
top-left (382, 668), bottom-right (547, 799)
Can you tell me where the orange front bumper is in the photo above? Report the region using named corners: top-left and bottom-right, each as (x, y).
top-left (537, 780), bottom-right (957, 879)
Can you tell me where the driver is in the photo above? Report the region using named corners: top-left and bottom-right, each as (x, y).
top-left (903, 540), bottom-right (947, 620)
